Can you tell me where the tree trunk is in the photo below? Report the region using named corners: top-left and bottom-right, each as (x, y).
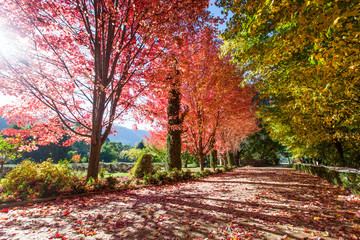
top-left (166, 130), bottom-right (182, 170)
top-left (87, 81), bottom-right (106, 180)
top-left (0, 162), bottom-right (4, 179)
top-left (199, 152), bottom-right (204, 172)
top-left (87, 139), bottom-right (102, 180)
top-left (219, 157), bottom-right (224, 166)
top-left (223, 153), bottom-right (228, 167)
top-left (334, 140), bottom-right (345, 166)
top-left (210, 149), bottom-right (218, 171)
top-left (165, 70), bottom-right (182, 171)
top-left (234, 150), bottom-right (241, 167)
top-left (227, 150), bottom-right (235, 167)
top-left (198, 135), bottom-right (204, 172)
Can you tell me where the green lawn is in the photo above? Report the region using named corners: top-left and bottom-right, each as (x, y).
top-left (104, 172), bottom-right (129, 178)
top-left (183, 166), bottom-right (224, 171)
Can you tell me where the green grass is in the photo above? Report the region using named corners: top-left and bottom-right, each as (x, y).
top-left (183, 166), bottom-right (224, 171)
top-left (104, 172), bottom-right (129, 178)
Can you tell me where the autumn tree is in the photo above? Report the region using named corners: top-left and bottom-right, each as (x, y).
top-left (183, 81), bottom-right (257, 171)
top-left (145, 28), bottom-right (258, 171)
top-left (139, 23), bottom-right (217, 170)
top-left (217, 0), bottom-right (360, 166)
top-left (0, 0), bottom-right (210, 179)
top-left (214, 97), bottom-right (259, 167)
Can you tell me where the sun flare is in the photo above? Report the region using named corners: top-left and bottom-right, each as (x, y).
top-left (0, 26), bottom-right (28, 58)
top-left (0, 30), bottom-right (13, 56)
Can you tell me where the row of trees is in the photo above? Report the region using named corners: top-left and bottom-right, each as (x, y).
top-left (0, 0), bottom-right (260, 179)
top-left (0, 0), bottom-right (213, 179)
top-left (217, 0), bottom-right (360, 167)
top-left (0, 135), bottom-right (141, 165)
top-left (141, 27), bottom-right (258, 171)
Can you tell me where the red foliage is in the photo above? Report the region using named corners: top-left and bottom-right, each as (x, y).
top-left (143, 27), bottom-right (258, 168)
top-left (0, 0), bottom-right (211, 178)
top-left (0, 208), bottom-right (9, 213)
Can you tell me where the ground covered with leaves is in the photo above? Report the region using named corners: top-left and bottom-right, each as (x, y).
top-left (0, 167), bottom-right (359, 240)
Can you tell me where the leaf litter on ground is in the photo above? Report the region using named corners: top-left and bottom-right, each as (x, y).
top-left (0, 167), bottom-right (359, 239)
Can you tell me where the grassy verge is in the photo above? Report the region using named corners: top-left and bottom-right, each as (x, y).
top-left (104, 172), bottom-right (129, 178)
top-left (183, 166), bottom-right (225, 171)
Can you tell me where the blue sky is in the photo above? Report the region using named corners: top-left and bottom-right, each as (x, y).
top-left (208, 0), bottom-right (231, 32)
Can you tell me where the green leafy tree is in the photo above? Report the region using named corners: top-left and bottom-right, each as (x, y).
top-left (100, 141), bottom-right (121, 162)
top-left (239, 128), bottom-right (290, 166)
top-left (135, 140), bottom-right (146, 150)
top-left (146, 144), bottom-right (166, 163)
top-left (69, 140), bottom-right (90, 161)
top-left (21, 141), bottom-right (70, 163)
top-left (130, 153), bottom-right (154, 178)
top-left (217, 0), bottom-right (360, 166)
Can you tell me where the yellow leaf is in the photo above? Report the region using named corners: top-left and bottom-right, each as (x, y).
top-left (354, 224), bottom-right (360, 232)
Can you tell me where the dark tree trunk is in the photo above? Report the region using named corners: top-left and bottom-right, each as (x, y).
top-left (334, 140), bottom-right (346, 166)
top-left (198, 135), bottom-right (205, 172)
top-left (224, 153), bottom-right (228, 166)
top-left (87, 119), bottom-right (105, 180)
top-left (228, 150), bottom-right (235, 167)
top-left (0, 162), bottom-right (4, 179)
top-left (165, 70), bottom-right (182, 171)
top-left (87, 138), bottom-right (102, 180)
top-left (234, 150), bottom-right (241, 167)
top-left (87, 83), bottom-right (106, 180)
top-left (210, 149), bottom-right (218, 171)
top-left (199, 152), bottom-right (204, 172)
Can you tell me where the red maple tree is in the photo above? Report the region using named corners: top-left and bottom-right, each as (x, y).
top-left (0, 0), bottom-right (210, 179)
top-left (145, 27), bottom-right (258, 171)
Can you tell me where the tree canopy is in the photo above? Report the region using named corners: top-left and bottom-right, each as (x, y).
top-left (0, 0), bottom-right (211, 179)
top-left (144, 27), bottom-right (258, 171)
top-left (217, 0), bottom-right (360, 166)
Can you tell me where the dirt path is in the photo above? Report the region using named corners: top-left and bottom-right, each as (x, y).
top-left (0, 167), bottom-right (359, 240)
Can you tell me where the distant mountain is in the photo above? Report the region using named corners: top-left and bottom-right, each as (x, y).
top-left (0, 117), bottom-right (9, 131)
top-left (0, 117), bottom-right (147, 146)
top-left (108, 126), bottom-right (149, 146)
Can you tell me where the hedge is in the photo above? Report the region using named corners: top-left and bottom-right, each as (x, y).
top-left (294, 164), bottom-right (360, 195)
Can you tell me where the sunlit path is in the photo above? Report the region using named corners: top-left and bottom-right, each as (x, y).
top-left (0, 167), bottom-right (359, 239)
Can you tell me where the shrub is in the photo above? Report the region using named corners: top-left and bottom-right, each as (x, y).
top-left (215, 168), bottom-right (223, 174)
top-left (105, 176), bottom-right (119, 189)
top-left (135, 179), bottom-right (141, 185)
top-left (2, 160), bottom-right (38, 196)
top-left (154, 163), bottom-right (164, 171)
top-left (223, 165), bottom-right (231, 172)
top-left (121, 179), bottom-right (132, 189)
top-left (181, 169), bottom-right (193, 180)
top-left (88, 178), bottom-right (107, 191)
top-left (204, 169), bottom-right (212, 176)
top-left (130, 153), bottom-right (154, 178)
top-left (194, 172), bottom-right (202, 179)
top-left (69, 176), bottom-right (87, 194)
top-left (169, 169), bottom-right (182, 182)
top-left (143, 169), bottom-right (197, 185)
top-left (37, 160), bottom-right (74, 197)
top-left (3, 159), bottom-right (75, 199)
